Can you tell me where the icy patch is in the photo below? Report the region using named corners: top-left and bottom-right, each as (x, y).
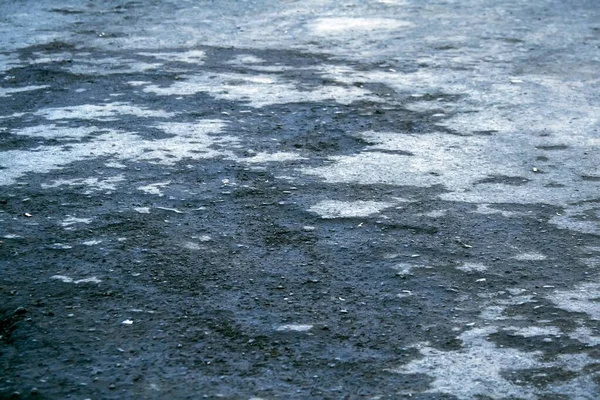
top-left (312, 18), bottom-right (413, 34)
top-left (138, 182), bottom-right (171, 196)
top-left (42, 175), bottom-right (126, 193)
top-left (504, 326), bottom-right (561, 338)
top-left (138, 50), bottom-right (205, 64)
top-left (0, 85), bottom-right (49, 97)
top-left (227, 54), bottom-right (265, 65)
top-left (391, 327), bottom-right (541, 399)
top-left (472, 204), bottom-right (528, 218)
top-left (309, 200), bottom-right (393, 218)
top-left (512, 252), bottom-right (547, 261)
top-left (242, 152), bottom-right (306, 163)
top-left (550, 204), bottom-right (600, 235)
top-left (35, 102), bottom-right (175, 121)
top-left (457, 262), bottom-right (488, 272)
top-left (568, 327), bottom-right (600, 346)
top-left (302, 130), bottom-right (599, 206)
top-left (13, 124), bottom-right (100, 140)
top-left (66, 57), bottom-right (161, 75)
top-left (143, 72), bottom-right (378, 108)
top-left (275, 324), bottom-right (313, 332)
top-left (51, 275), bottom-right (102, 284)
top-left (548, 281), bottom-right (600, 320)
top-left (391, 327), bottom-right (597, 399)
top-left (60, 216), bottom-right (93, 227)
top-left (420, 209), bottom-right (447, 218)
top-left (1, 120), bottom-right (231, 186)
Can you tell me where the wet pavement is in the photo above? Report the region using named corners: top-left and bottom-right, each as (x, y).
top-left (1, 1), bottom-right (600, 399)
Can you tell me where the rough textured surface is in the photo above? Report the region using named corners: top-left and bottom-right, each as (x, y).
top-left (1, 1), bottom-right (599, 398)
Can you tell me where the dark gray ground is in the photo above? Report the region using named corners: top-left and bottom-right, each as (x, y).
top-left (1, 1), bottom-right (600, 399)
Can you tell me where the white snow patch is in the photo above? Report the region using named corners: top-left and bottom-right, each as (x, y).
top-left (275, 324), bottom-right (313, 332)
top-left (138, 182), bottom-right (171, 196)
top-left (143, 72), bottom-right (378, 108)
top-left (242, 152), bottom-right (306, 163)
top-left (309, 200), bottom-right (393, 218)
top-left (227, 54), bottom-right (265, 65)
top-left (13, 124), bottom-right (100, 140)
top-left (457, 262), bottom-right (488, 272)
top-left (504, 326), bottom-right (561, 338)
top-left (473, 204), bottom-right (528, 218)
top-left (548, 281), bottom-right (600, 321)
top-left (35, 102), bottom-right (175, 121)
top-left (420, 209), bottom-right (447, 218)
top-left (302, 130), bottom-right (600, 206)
top-left (312, 18), bottom-right (413, 34)
top-left (138, 50), bottom-right (205, 64)
top-left (391, 327), bottom-right (597, 399)
top-left (512, 252), bottom-right (547, 261)
top-left (0, 119), bottom-right (232, 186)
top-left (42, 175), bottom-right (126, 193)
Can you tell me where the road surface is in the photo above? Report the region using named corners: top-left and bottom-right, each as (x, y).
top-left (1, 0), bottom-right (600, 398)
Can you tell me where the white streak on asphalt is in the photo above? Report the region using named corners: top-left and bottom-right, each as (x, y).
top-left (82, 240), bottom-right (102, 246)
top-left (60, 216), bottom-right (93, 227)
top-left (275, 324), bottom-right (313, 332)
top-left (0, 85), bottom-right (49, 97)
top-left (51, 275), bottom-right (102, 284)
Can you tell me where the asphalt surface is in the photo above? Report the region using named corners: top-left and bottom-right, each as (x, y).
top-left (1, 1), bottom-right (600, 399)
